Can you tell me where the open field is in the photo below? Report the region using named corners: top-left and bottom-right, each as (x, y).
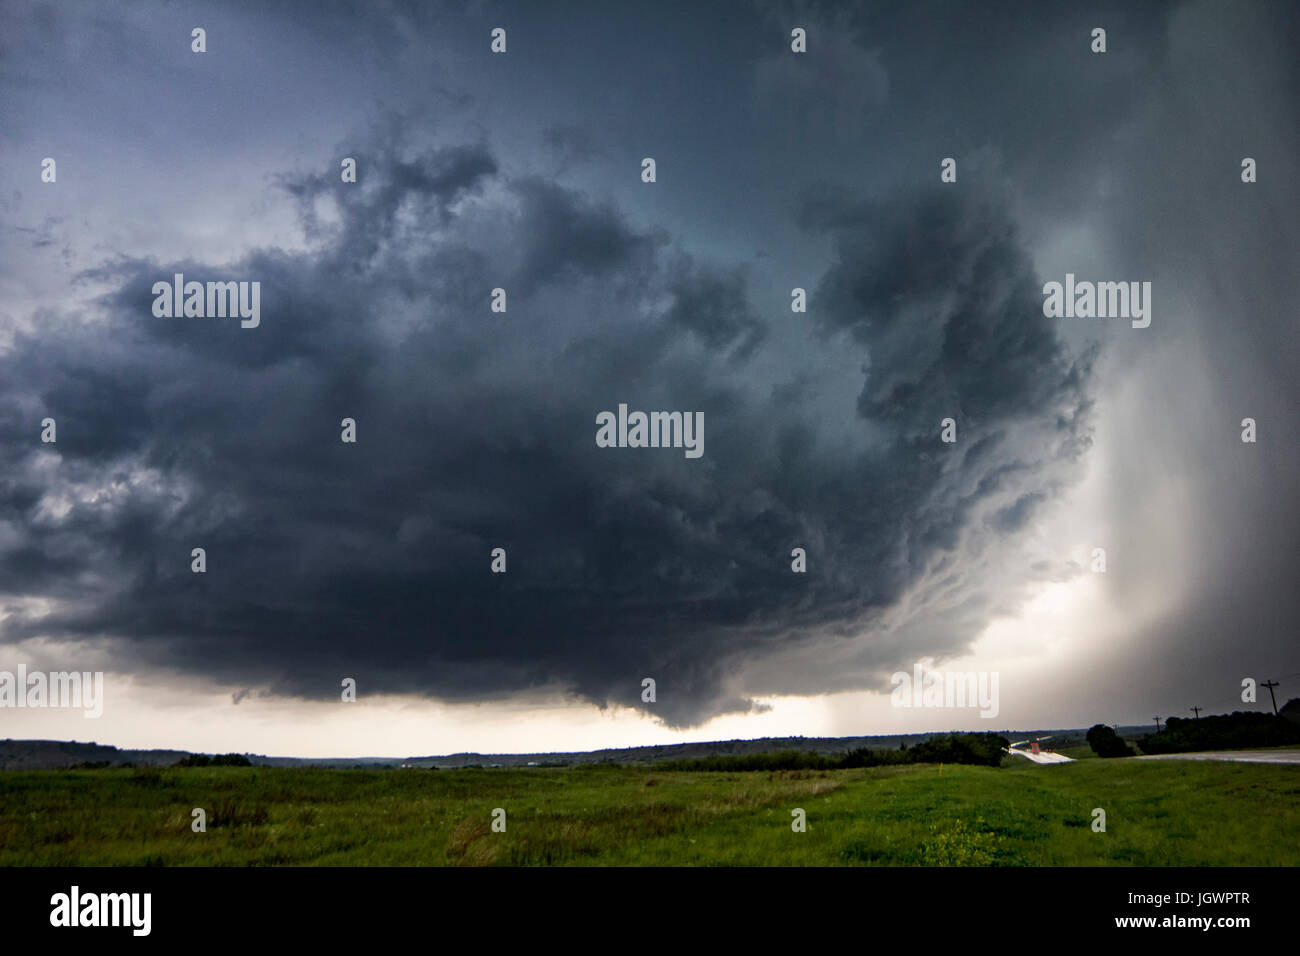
top-left (2, 759), bottom-right (1296, 866)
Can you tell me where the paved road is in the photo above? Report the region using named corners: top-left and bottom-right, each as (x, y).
top-left (1006, 749), bottom-right (1074, 764)
top-left (1137, 749), bottom-right (1300, 765)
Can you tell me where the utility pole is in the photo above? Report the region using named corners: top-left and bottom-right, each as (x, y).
top-left (1153, 716), bottom-right (1161, 733)
top-left (1261, 681), bottom-right (1280, 715)
top-left (1191, 706), bottom-right (1201, 720)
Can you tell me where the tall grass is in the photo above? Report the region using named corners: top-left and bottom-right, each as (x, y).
top-left (0, 759), bottom-right (1295, 866)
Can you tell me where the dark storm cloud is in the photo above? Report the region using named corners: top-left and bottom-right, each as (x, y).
top-left (766, 0), bottom-right (1299, 717)
top-left (805, 187), bottom-right (1092, 433)
top-left (0, 125), bottom-right (1092, 725)
top-left (281, 142), bottom-right (499, 258)
top-left (662, 256), bottom-right (766, 360)
top-left (510, 178), bottom-right (663, 295)
top-left (1, 0), bottom-right (1293, 742)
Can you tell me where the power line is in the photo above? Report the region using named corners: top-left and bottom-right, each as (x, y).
top-left (1261, 680), bottom-right (1280, 715)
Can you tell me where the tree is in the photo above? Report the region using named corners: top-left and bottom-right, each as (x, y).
top-left (1086, 723), bottom-right (1134, 758)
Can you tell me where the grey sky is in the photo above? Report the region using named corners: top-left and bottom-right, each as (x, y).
top-left (0, 0), bottom-right (1295, 752)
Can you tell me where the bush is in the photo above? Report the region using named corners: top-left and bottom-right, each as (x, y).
top-left (210, 753), bottom-right (253, 767)
top-left (1137, 712), bottom-right (1300, 754)
top-left (657, 750), bottom-right (832, 772)
top-left (174, 753), bottom-right (253, 767)
top-left (1086, 724), bottom-right (1135, 758)
top-left (908, 733), bottom-right (1009, 768)
top-left (839, 747), bottom-right (910, 768)
top-left (654, 734), bottom-right (1008, 772)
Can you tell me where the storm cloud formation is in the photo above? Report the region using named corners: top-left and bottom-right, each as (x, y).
top-left (0, 0), bottom-right (1295, 731)
top-left (0, 122), bottom-right (1094, 724)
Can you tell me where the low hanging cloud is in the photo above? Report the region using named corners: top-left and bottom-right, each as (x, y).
top-left (0, 132), bottom-right (1093, 728)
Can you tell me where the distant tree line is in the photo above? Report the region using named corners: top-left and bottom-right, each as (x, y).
top-left (654, 733), bottom-right (1010, 771)
top-left (173, 753), bottom-right (254, 767)
top-left (1136, 711), bottom-right (1300, 755)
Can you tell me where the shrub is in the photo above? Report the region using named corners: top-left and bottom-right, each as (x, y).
top-left (654, 734), bottom-right (1007, 772)
top-left (1086, 724), bottom-right (1135, 758)
top-left (174, 753), bottom-right (252, 767)
top-left (1137, 712), bottom-right (1300, 754)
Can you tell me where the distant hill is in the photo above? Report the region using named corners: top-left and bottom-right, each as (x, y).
top-left (2, 729), bottom-right (1091, 770)
top-left (0, 739), bottom-right (189, 770)
top-left (396, 732), bottom-right (1051, 769)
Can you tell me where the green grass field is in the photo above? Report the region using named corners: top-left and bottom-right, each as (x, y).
top-left (2, 759), bottom-right (1296, 866)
